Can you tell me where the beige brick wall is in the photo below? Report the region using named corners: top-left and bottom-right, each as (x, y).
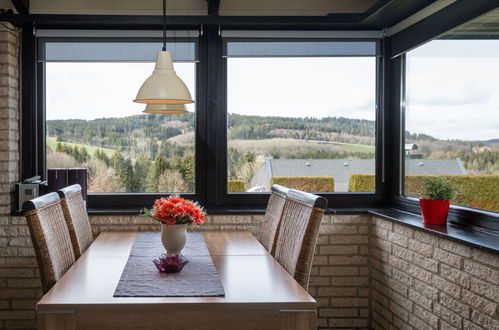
top-left (0, 23), bottom-right (37, 330)
top-left (371, 216), bottom-right (499, 330)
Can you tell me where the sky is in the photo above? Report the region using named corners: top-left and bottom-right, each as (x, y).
top-left (46, 39), bottom-right (499, 141)
top-left (405, 40), bottom-right (499, 141)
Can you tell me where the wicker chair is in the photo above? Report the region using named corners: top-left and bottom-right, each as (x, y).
top-left (258, 184), bottom-right (289, 255)
top-left (273, 189), bottom-right (327, 290)
top-left (58, 184), bottom-right (94, 259)
top-left (23, 192), bottom-right (76, 294)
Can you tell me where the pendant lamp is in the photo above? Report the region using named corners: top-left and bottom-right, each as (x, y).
top-left (143, 104), bottom-right (188, 114)
top-left (133, 0), bottom-right (194, 105)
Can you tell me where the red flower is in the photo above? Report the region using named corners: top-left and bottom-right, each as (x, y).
top-left (145, 196), bottom-right (207, 227)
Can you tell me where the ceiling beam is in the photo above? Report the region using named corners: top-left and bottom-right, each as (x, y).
top-left (390, 0), bottom-right (499, 57)
top-left (0, 13), bottom-right (366, 29)
top-left (207, 0), bottom-right (220, 16)
top-left (361, 0), bottom-right (392, 21)
top-left (361, 0), bottom-right (438, 27)
top-left (10, 0), bottom-right (29, 14)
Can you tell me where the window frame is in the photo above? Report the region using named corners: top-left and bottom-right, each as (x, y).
top-left (27, 33), bottom-right (207, 210)
top-left (391, 52), bottom-right (499, 233)
top-left (214, 37), bottom-right (385, 210)
top-left (22, 28), bottom-right (388, 213)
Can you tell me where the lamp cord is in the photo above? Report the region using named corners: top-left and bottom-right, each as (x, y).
top-left (162, 0), bottom-right (167, 51)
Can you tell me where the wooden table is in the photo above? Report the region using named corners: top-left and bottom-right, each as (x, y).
top-left (37, 231), bottom-right (317, 330)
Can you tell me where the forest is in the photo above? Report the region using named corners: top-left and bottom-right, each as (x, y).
top-left (46, 113), bottom-right (498, 193)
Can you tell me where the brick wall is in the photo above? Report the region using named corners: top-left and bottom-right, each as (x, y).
top-left (371, 216), bottom-right (499, 330)
top-left (0, 23), bottom-right (37, 330)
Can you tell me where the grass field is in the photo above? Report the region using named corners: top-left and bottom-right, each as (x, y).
top-left (46, 136), bottom-right (115, 157)
top-left (229, 138), bottom-right (375, 155)
top-left (329, 141), bottom-right (375, 153)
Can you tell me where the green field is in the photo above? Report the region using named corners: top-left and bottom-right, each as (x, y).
top-left (330, 142), bottom-right (375, 153)
top-left (229, 138), bottom-right (375, 155)
top-left (46, 136), bottom-right (115, 157)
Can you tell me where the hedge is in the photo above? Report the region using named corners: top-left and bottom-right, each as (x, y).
top-left (270, 176), bottom-right (334, 192)
top-left (349, 174), bottom-right (499, 212)
top-left (228, 180), bottom-right (245, 192)
top-left (348, 174), bottom-right (375, 192)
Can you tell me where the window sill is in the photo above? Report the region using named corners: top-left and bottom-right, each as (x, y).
top-left (84, 207), bottom-right (364, 216)
top-left (369, 208), bottom-right (499, 254)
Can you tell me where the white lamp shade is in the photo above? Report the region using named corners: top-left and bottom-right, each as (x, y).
top-left (134, 51), bottom-right (194, 105)
top-left (142, 103), bottom-right (188, 114)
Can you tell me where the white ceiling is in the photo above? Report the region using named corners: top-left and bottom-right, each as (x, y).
top-left (28, 0), bottom-right (379, 16)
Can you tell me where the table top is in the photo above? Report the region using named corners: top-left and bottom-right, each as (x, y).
top-left (37, 231), bottom-right (316, 311)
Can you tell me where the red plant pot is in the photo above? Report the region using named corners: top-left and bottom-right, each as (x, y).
top-left (419, 199), bottom-right (450, 225)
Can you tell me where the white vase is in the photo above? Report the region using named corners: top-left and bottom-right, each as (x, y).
top-left (161, 223), bottom-right (187, 255)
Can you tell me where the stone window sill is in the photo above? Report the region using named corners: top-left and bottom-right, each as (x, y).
top-left (369, 208), bottom-right (499, 254)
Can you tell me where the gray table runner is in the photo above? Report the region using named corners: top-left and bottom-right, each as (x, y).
top-left (114, 232), bottom-right (225, 297)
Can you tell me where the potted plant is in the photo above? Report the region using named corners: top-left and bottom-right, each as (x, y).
top-left (419, 177), bottom-right (457, 225)
top-left (143, 196), bottom-right (206, 255)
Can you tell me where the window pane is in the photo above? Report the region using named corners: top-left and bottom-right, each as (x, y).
top-left (404, 40), bottom-right (499, 213)
top-left (227, 57), bottom-right (376, 193)
top-left (46, 62), bottom-right (196, 193)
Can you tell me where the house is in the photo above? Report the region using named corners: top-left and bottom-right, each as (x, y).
top-left (251, 157), bottom-right (467, 192)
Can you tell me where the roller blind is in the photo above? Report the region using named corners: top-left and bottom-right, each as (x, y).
top-left (222, 31), bottom-right (380, 58)
top-left (37, 30), bottom-right (198, 62)
top-left (224, 40), bottom-right (378, 57)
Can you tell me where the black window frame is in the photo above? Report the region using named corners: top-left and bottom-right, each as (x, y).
top-left (218, 37), bottom-right (384, 209)
top-left (22, 26), bottom-right (387, 213)
top-left (27, 32), bottom-right (207, 211)
top-left (389, 49), bottom-right (499, 233)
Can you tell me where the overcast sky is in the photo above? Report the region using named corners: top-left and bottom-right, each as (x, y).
top-left (46, 39), bottom-right (498, 141)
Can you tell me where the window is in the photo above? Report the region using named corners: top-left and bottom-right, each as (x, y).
top-left (404, 39), bottom-right (499, 213)
top-left (25, 29), bottom-right (384, 212)
top-left (40, 35), bottom-right (197, 194)
top-left (225, 39), bottom-right (379, 194)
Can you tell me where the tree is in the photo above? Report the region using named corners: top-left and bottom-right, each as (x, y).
top-left (172, 153), bottom-right (195, 191)
top-left (146, 155), bottom-right (171, 192)
top-left (133, 155), bottom-right (152, 192)
top-left (157, 169), bottom-right (188, 193)
top-left (86, 158), bottom-right (125, 193)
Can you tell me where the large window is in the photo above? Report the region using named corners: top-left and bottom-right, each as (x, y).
top-left (27, 30), bottom-right (384, 211)
top-left (225, 39), bottom-right (378, 194)
top-left (404, 39), bottom-right (499, 213)
top-left (41, 36), bottom-right (197, 194)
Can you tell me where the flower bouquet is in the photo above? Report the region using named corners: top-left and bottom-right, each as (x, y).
top-left (143, 196), bottom-right (206, 256)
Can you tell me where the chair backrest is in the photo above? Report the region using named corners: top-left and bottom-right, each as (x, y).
top-left (273, 189), bottom-right (327, 290)
top-left (258, 185), bottom-right (289, 255)
top-left (57, 184), bottom-right (93, 259)
top-left (23, 192), bottom-right (76, 294)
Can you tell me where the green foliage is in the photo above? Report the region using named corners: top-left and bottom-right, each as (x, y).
top-left (348, 174), bottom-right (375, 192)
top-left (270, 176), bottom-right (334, 193)
top-left (348, 174), bottom-right (499, 212)
top-left (228, 149), bottom-right (258, 180)
top-left (228, 180), bottom-right (245, 192)
top-left (47, 113), bottom-right (193, 151)
top-left (93, 149), bottom-right (110, 166)
top-left (228, 113), bottom-right (375, 140)
top-left (421, 177), bottom-right (457, 200)
top-left (459, 150), bottom-right (499, 174)
top-left (55, 142), bottom-right (90, 163)
top-left (172, 154), bottom-right (195, 191)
